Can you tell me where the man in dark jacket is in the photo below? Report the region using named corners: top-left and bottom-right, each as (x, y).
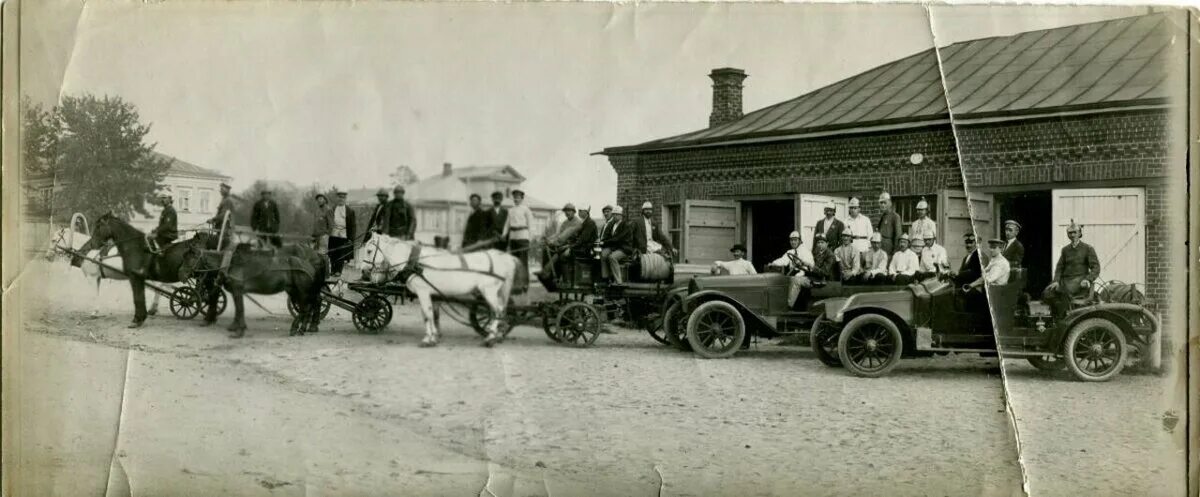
top-left (1041, 220), bottom-right (1100, 317)
top-left (1001, 219), bottom-right (1025, 268)
top-left (876, 192), bottom-right (904, 256)
top-left (813, 203), bottom-right (845, 246)
top-left (383, 186), bottom-right (416, 240)
top-left (573, 205), bottom-right (599, 257)
top-left (462, 193), bottom-right (493, 251)
top-left (250, 189), bottom-right (282, 247)
top-left (151, 192), bottom-right (178, 248)
top-left (810, 234), bottom-right (837, 282)
top-left (953, 233), bottom-right (983, 287)
top-left (632, 201), bottom-right (674, 257)
top-left (599, 206), bottom-right (635, 284)
top-left (364, 188), bottom-right (390, 243)
top-left (488, 191), bottom-right (508, 251)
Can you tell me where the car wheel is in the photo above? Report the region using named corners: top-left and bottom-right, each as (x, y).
top-left (837, 314), bottom-right (903, 378)
top-left (810, 316), bottom-right (842, 367)
top-left (685, 301), bottom-right (746, 359)
top-left (663, 300), bottom-right (693, 352)
top-left (642, 311), bottom-right (670, 345)
top-left (1027, 356), bottom-right (1066, 372)
top-left (1063, 317), bottom-right (1126, 382)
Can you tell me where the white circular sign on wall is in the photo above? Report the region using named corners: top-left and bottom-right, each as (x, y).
top-left (909, 153), bottom-right (924, 165)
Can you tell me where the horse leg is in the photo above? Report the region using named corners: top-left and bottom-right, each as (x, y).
top-left (416, 291), bottom-right (438, 347)
top-left (128, 278), bottom-right (148, 328)
top-left (91, 277), bottom-right (102, 318)
top-left (480, 284), bottom-right (506, 347)
top-left (286, 289), bottom-right (304, 336)
top-left (228, 290), bottom-right (246, 338)
top-left (304, 275), bottom-right (323, 334)
top-left (201, 276), bottom-right (219, 326)
top-left (148, 289), bottom-right (160, 316)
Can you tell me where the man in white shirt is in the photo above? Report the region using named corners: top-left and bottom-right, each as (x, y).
top-left (712, 244), bottom-right (756, 276)
top-left (843, 197), bottom-right (874, 253)
top-left (888, 234), bottom-right (920, 284)
top-left (920, 233), bottom-right (950, 275)
top-left (833, 232), bottom-right (863, 283)
top-left (966, 238), bottom-right (1010, 291)
top-left (909, 197), bottom-right (937, 241)
top-left (861, 232), bottom-right (890, 283)
top-left (767, 231), bottom-right (815, 308)
top-left (327, 190), bottom-right (357, 278)
top-left (502, 189), bottom-right (536, 270)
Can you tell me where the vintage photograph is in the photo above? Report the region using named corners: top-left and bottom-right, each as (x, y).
top-left (2, 2), bottom-right (1195, 496)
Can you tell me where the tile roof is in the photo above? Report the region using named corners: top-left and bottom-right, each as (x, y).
top-left (605, 13), bottom-right (1177, 153)
top-left (150, 151), bottom-right (231, 180)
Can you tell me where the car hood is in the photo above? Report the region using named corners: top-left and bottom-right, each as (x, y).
top-left (690, 273), bottom-right (792, 291)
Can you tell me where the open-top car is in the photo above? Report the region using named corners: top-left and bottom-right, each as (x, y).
top-left (809, 269), bottom-right (1161, 381)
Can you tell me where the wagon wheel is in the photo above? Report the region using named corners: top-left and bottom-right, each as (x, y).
top-left (352, 295), bottom-right (393, 334)
top-left (169, 287), bottom-right (201, 320)
top-left (541, 302), bottom-right (564, 342)
top-left (556, 301), bottom-right (602, 347)
top-left (1063, 317), bottom-right (1126, 382)
top-left (809, 316), bottom-right (842, 367)
top-left (662, 301), bottom-right (692, 352)
top-left (191, 278), bottom-right (228, 316)
top-left (641, 310), bottom-right (670, 345)
top-left (468, 301), bottom-right (493, 337)
top-left (1027, 356), bottom-right (1066, 372)
top-left (685, 301), bottom-right (746, 359)
top-left (288, 295), bottom-right (331, 319)
top-left (837, 314), bottom-right (903, 378)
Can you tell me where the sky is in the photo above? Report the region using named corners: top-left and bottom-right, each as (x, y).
top-left (23, 2), bottom-right (1148, 210)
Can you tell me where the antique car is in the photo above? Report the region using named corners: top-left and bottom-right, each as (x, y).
top-left (660, 272), bottom-right (908, 358)
top-left (809, 269), bottom-right (1161, 381)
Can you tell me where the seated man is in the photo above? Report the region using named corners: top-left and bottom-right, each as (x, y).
top-left (600, 206), bottom-right (635, 284)
top-left (921, 233), bottom-right (950, 275)
top-left (767, 231), bottom-right (815, 309)
top-left (541, 203), bottom-right (583, 279)
top-left (951, 233), bottom-right (983, 287)
top-left (887, 234), bottom-right (919, 284)
top-left (1041, 220), bottom-right (1100, 317)
top-left (909, 237), bottom-right (935, 281)
top-left (833, 232), bottom-right (863, 283)
top-left (711, 244), bottom-right (756, 275)
top-left (860, 232), bottom-right (890, 284)
top-left (962, 239), bottom-right (1010, 314)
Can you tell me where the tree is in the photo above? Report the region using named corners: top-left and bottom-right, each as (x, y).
top-left (388, 165), bottom-right (419, 188)
top-left (24, 94), bottom-right (171, 223)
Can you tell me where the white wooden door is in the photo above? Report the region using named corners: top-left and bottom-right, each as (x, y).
top-left (795, 194), bottom-right (849, 249)
top-left (682, 200), bottom-right (740, 265)
top-left (938, 189), bottom-right (993, 272)
top-left (1051, 188), bottom-right (1145, 286)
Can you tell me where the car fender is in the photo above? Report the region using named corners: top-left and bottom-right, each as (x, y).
top-left (681, 290), bottom-right (774, 333)
top-left (825, 290), bottom-right (913, 324)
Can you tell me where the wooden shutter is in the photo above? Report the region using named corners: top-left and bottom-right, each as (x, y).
top-left (1051, 188), bottom-right (1144, 286)
top-left (682, 200), bottom-right (740, 265)
top-left (795, 194), bottom-right (849, 248)
top-left (938, 189), bottom-right (992, 272)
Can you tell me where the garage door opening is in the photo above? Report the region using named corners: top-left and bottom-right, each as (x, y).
top-left (744, 199), bottom-right (795, 271)
top-left (995, 191), bottom-right (1052, 294)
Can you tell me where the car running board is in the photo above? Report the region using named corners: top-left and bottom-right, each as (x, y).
top-left (914, 327), bottom-right (997, 353)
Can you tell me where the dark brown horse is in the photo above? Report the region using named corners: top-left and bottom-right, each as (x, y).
top-left (180, 240), bottom-right (327, 338)
top-left (73, 213), bottom-right (203, 328)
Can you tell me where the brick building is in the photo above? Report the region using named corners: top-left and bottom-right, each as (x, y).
top-left (600, 13), bottom-right (1187, 326)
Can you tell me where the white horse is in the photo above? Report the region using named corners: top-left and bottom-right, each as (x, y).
top-left (44, 226), bottom-right (161, 317)
top-left (357, 234), bottom-right (519, 347)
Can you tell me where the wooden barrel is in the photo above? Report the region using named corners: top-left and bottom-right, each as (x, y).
top-left (638, 253), bottom-right (672, 281)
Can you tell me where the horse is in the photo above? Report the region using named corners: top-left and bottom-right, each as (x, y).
top-left (180, 240), bottom-right (327, 338)
top-left (73, 213), bottom-right (205, 328)
top-left (44, 225), bottom-right (163, 317)
top-left (357, 233), bottom-right (519, 347)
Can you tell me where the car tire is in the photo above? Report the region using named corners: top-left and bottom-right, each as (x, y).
top-left (685, 301), bottom-right (746, 359)
top-left (837, 314), bottom-right (903, 378)
top-left (663, 300), bottom-right (692, 352)
top-left (810, 316), bottom-right (842, 367)
top-left (1063, 317), bottom-right (1126, 382)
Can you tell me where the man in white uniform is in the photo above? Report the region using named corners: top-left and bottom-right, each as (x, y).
top-left (920, 233), bottom-right (950, 275)
top-left (767, 231), bottom-right (815, 308)
top-left (888, 234), bottom-right (920, 284)
top-left (909, 197), bottom-right (937, 241)
top-left (861, 232), bottom-right (890, 283)
top-left (843, 197), bottom-right (874, 253)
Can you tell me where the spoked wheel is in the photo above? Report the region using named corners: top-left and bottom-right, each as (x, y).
top-left (642, 311), bottom-right (669, 345)
top-left (556, 301), bottom-right (602, 347)
top-left (1027, 356), bottom-right (1067, 372)
top-left (191, 278), bottom-right (228, 316)
top-left (289, 295), bottom-right (331, 319)
top-left (169, 287), bottom-right (201, 320)
top-left (468, 301), bottom-right (494, 338)
top-left (1064, 318), bottom-right (1126, 382)
top-left (809, 316), bottom-right (842, 367)
top-left (541, 303), bottom-right (563, 342)
top-left (685, 301), bottom-right (746, 359)
top-left (662, 301), bottom-right (692, 352)
top-left (352, 295), bottom-right (393, 334)
top-left (837, 314), bottom-right (903, 378)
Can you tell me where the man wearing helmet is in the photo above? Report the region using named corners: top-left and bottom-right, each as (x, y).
top-left (1041, 220), bottom-right (1100, 317)
top-left (909, 197), bottom-right (936, 242)
top-left (767, 231), bottom-right (815, 309)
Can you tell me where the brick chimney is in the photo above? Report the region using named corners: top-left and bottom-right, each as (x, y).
top-left (708, 67), bottom-right (747, 128)
top-left (442, 162), bottom-right (453, 176)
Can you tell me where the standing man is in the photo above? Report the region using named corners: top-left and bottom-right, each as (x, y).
top-left (462, 193), bottom-right (494, 251)
top-left (767, 231), bottom-right (815, 309)
top-left (150, 191), bottom-right (178, 251)
top-left (364, 188), bottom-right (390, 242)
top-left (1041, 220), bottom-right (1100, 317)
top-left (876, 192), bottom-right (903, 256)
top-left (861, 232), bottom-right (890, 284)
top-left (909, 197), bottom-right (937, 242)
top-left (633, 201), bottom-right (674, 256)
top-left (209, 182), bottom-right (237, 250)
top-left (888, 234), bottom-right (920, 284)
top-left (311, 193), bottom-right (331, 253)
top-left (599, 205), bottom-right (634, 283)
top-left (489, 191), bottom-right (508, 251)
top-left (384, 186), bottom-right (416, 240)
top-left (952, 233), bottom-right (983, 287)
top-left (1002, 220), bottom-right (1025, 268)
top-left (327, 190), bottom-right (357, 278)
top-left (503, 189), bottom-right (535, 270)
top-left (251, 189), bottom-right (282, 248)
top-left (843, 197), bottom-right (874, 254)
top-left (813, 202), bottom-right (844, 245)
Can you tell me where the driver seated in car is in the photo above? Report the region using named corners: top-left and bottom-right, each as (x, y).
top-left (711, 244), bottom-right (757, 276)
top-left (861, 232), bottom-right (890, 284)
top-left (767, 231), bottom-right (815, 309)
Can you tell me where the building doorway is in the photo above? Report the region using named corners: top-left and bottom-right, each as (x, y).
top-left (995, 191), bottom-right (1051, 294)
top-left (744, 199), bottom-right (795, 271)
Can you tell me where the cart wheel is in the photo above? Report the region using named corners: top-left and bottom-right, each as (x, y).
top-left (468, 302), bottom-right (493, 337)
top-left (1063, 317), bottom-right (1126, 382)
top-left (556, 301), bottom-right (602, 347)
top-left (541, 303), bottom-right (563, 342)
top-left (837, 314), bottom-right (903, 378)
top-left (213, 289), bottom-right (228, 316)
top-left (642, 311), bottom-right (670, 345)
top-left (662, 301), bottom-right (692, 352)
top-left (810, 316), bottom-right (842, 368)
top-left (170, 287), bottom-right (201, 320)
top-left (1027, 356), bottom-right (1066, 372)
top-left (353, 296), bottom-right (393, 334)
top-left (685, 301), bottom-right (746, 359)
top-left (289, 295), bottom-right (331, 319)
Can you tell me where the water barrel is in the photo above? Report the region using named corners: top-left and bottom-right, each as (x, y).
top-left (638, 253), bottom-right (672, 281)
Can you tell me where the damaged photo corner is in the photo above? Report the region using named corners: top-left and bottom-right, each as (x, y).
top-left (1, 1), bottom-right (1195, 496)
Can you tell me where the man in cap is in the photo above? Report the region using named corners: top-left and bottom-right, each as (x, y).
top-left (540, 203), bottom-right (583, 278)
top-left (843, 197), bottom-right (874, 254)
top-left (633, 201), bottom-right (674, 256)
top-left (711, 244), bottom-right (756, 276)
top-left (601, 205), bottom-right (614, 223)
top-left (461, 193), bottom-right (493, 251)
top-left (599, 205), bottom-right (634, 283)
top-left (833, 231), bottom-right (863, 283)
top-left (365, 188), bottom-right (391, 243)
top-left (909, 197), bottom-right (937, 241)
top-left (251, 189), bottom-right (282, 248)
top-left (876, 192), bottom-right (903, 256)
top-left (1041, 220), bottom-right (1100, 318)
top-left (951, 233), bottom-right (983, 287)
top-left (767, 231), bottom-right (816, 308)
top-left (383, 185), bottom-right (416, 240)
top-left (813, 202), bottom-right (844, 244)
top-left (311, 193), bottom-right (331, 253)
top-left (1002, 219), bottom-right (1025, 268)
top-left (209, 182), bottom-right (236, 232)
top-left (327, 190), bottom-right (357, 277)
top-left (489, 191), bottom-right (509, 251)
top-left (962, 238), bottom-right (1009, 313)
top-left (572, 205), bottom-right (599, 258)
top-left (862, 232), bottom-right (890, 284)
top-left (888, 234), bottom-right (919, 284)
top-left (150, 190), bottom-right (178, 252)
top-left (502, 189), bottom-right (535, 270)
top-left (921, 232), bottom-right (950, 275)
top-left (909, 237), bottom-right (934, 280)
top-left (810, 234), bottom-right (837, 281)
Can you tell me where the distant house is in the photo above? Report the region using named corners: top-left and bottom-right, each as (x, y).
top-left (344, 163), bottom-right (557, 249)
